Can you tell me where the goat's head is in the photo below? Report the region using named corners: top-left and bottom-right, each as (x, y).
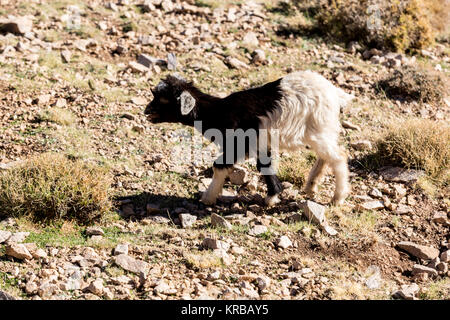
top-left (145, 74), bottom-right (197, 123)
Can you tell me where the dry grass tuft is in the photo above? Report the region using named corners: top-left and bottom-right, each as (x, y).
top-left (0, 153), bottom-right (112, 224)
top-left (277, 151), bottom-right (316, 188)
top-left (39, 107), bottom-right (77, 126)
top-left (365, 119), bottom-right (450, 186)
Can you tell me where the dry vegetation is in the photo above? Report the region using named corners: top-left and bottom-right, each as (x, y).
top-left (0, 153), bottom-right (112, 223)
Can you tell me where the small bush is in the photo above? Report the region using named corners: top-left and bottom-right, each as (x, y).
top-left (39, 107), bottom-right (77, 126)
top-left (377, 65), bottom-right (447, 105)
top-left (368, 119), bottom-right (450, 186)
top-left (316, 0), bottom-right (445, 52)
top-left (277, 151), bottom-right (316, 187)
top-left (0, 153), bottom-right (112, 223)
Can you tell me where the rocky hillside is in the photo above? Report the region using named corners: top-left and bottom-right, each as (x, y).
top-left (0, 0), bottom-right (449, 300)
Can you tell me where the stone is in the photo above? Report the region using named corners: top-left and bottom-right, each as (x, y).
top-left (254, 276), bottom-right (270, 291)
top-left (397, 241), bottom-right (439, 260)
top-left (369, 188), bottom-right (383, 198)
top-left (0, 290), bottom-right (16, 300)
top-left (6, 231), bottom-right (29, 244)
top-left (87, 278), bottom-right (104, 296)
top-left (129, 61), bottom-right (148, 73)
top-left (392, 184), bottom-right (407, 198)
top-left (0, 16), bottom-right (32, 35)
top-left (114, 243), bottom-right (129, 256)
top-left (393, 283), bottom-right (419, 300)
top-left (32, 248), bottom-right (47, 259)
top-left (350, 140), bottom-right (372, 151)
top-left (115, 254), bottom-right (149, 275)
top-left (154, 280), bottom-right (177, 295)
top-left (276, 236), bottom-right (292, 249)
top-left (202, 238), bottom-right (230, 252)
top-left (34, 94), bottom-right (51, 105)
top-left (252, 49), bottom-right (266, 64)
top-left (300, 200), bottom-right (325, 224)
top-left (225, 56), bottom-right (249, 70)
top-left (229, 166), bottom-right (247, 185)
top-left (167, 52), bottom-right (177, 71)
top-left (436, 262), bottom-right (448, 273)
top-left (6, 243), bottom-right (33, 260)
top-left (342, 120), bottom-right (361, 131)
top-left (137, 54), bottom-right (166, 68)
top-left (179, 213), bottom-right (197, 228)
top-left (242, 32), bottom-right (259, 47)
top-left (130, 97), bottom-right (147, 105)
top-left (395, 204), bottom-right (412, 215)
top-left (210, 213), bottom-right (232, 230)
top-left (0, 230), bottom-right (11, 243)
top-left (380, 167), bottom-right (424, 183)
top-left (440, 250), bottom-right (450, 262)
top-left (86, 227), bottom-right (104, 236)
top-left (61, 50), bottom-right (71, 63)
top-left (432, 212), bottom-right (449, 225)
top-left (356, 200), bottom-right (384, 211)
top-left (412, 264), bottom-right (438, 277)
top-left (248, 225), bottom-right (268, 236)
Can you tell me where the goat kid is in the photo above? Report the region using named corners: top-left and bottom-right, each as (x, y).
top-left (144, 71), bottom-right (354, 206)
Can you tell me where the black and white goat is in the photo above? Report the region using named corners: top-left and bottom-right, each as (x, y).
top-left (144, 71), bottom-right (354, 206)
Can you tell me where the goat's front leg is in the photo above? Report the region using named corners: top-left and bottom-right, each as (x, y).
top-left (257, 153), bottom-right (283, 207)
top-left (200, 159), bottom-right (233, 206)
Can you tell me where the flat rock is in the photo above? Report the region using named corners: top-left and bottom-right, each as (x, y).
top-left (6, 243), bottom-right (33, 260)
top-left (115, 254), bottom-right (149, 275)
top-left (380, 167), bottom-right (424, 183)
top-left (300, 200), bottom-right (325, 224)
top-left (393, 283), bottom-right (419, 300)
top-left (210, 213), bottom-right (232, 230)
top-left (202, 238), bottom-right (230, 252)
top-left (248, 225), bottom-right (268, 236)
top-left (225, 56), bottom-right (249, 70)
top-left (356, 200), bottom-right (384, 211)
top-left (412, 264), bottom-right (438, 277)
top-left (0, 16), bottom-right (32, 35)
top-left (114, 243), bottom-right (129, 256)
top-left (86, 227), bottom-right (104, 236)
top-left (6, 232), bottom-right (29, 244)
top-left (179, 213), bottom-right (197, 228)
top-left (276, 236), bottom-right (292, 249)
top-left (0, 290), bottom-right (16, 300)
top-left (397, 241), bottom-right (439, 260)
top-left (0, 230), bottom-right (11, 243)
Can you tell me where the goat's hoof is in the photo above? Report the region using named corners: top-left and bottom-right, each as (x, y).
top-left (330, 196), bottom-right (345, 206)
top-left (200, 194), bottom-right (217, 206)
top-left (265, 195), bottom-right (280, 207)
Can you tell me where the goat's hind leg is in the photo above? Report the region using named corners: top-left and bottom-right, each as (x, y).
top-left (304, 158), bottom-right (327, 198)
top-left (309, 139), bottom-right (350, 205)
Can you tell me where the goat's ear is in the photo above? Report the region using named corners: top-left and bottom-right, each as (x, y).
top-left (179, 91), bottom-right (196, 115)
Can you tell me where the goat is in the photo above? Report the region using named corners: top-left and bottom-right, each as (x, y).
top-left (144, 71), bottom-right (354, 206)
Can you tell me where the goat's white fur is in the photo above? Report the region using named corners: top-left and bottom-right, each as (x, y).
top-left (259, 70), bottom-right (354, 204)
top-left (200, 70), bottom-right (354, 206)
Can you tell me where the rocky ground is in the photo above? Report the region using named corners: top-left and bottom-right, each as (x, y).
top-left (0, 0), bottom-right (449, 300)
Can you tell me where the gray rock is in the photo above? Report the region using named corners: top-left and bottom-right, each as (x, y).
top-left (248, 225), bottom-right (268, 236)
top-left (412, 264), bottom-right (438, 277)
top-left (397, 241), bottom-right (440, 260)
top-left (114, 243), bottom-right (129, 256)
top-left (137, 54), bottom-right (166, 68)
top-left (300, 200), bottom-right (325, 224)
top-left (0, 16), bottom-right (32, 35)
top-left (179, 213), bottom-right (197, 228)
top-left (393, 283), bottom-right (419, 300)
top-left (61, 50), bottom-right (71, 63)
top-left (252, 49), bottom-right (266, 64)
top-left (86, 227), bottom-right (104, 236)
top-left (6, 231), bottom-right (29, 244)
top-left (167, 53), bottom-right (177, 71)
top-left (276, 236), bottom-right (292, 249)
top-left (225, 56), bottom-right (249, 70)
top-left (115, 254), bottom-right (149, 275)
top-left (380, 167), bottom-right (424, 183)
top-left (0, 290), bottom-right (16, 300)
top-left (440, 250), bottom-right (450, 262)
top-left (242, 32), bottom-right (259, 47)
top-left (356, 200), bottom-right (384, 211)
top-left (6, 243), bottom-right (33, 260)
top-left (210, 213), bottom-right (232, 230)
top-left (202, 238), bottom-right (230, 251)
top-left (87, 278), bottom-right (104, 296)
top-left (0, 230), bottom-right (11, 243)
top-left (432, 212), bottom-right (449, 226)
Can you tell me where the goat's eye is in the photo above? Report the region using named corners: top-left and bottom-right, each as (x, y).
top-left (159, 97), bottom-right (169, 104)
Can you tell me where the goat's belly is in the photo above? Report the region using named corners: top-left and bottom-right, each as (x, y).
top-left (259, 117), bottom-right (307, 152)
